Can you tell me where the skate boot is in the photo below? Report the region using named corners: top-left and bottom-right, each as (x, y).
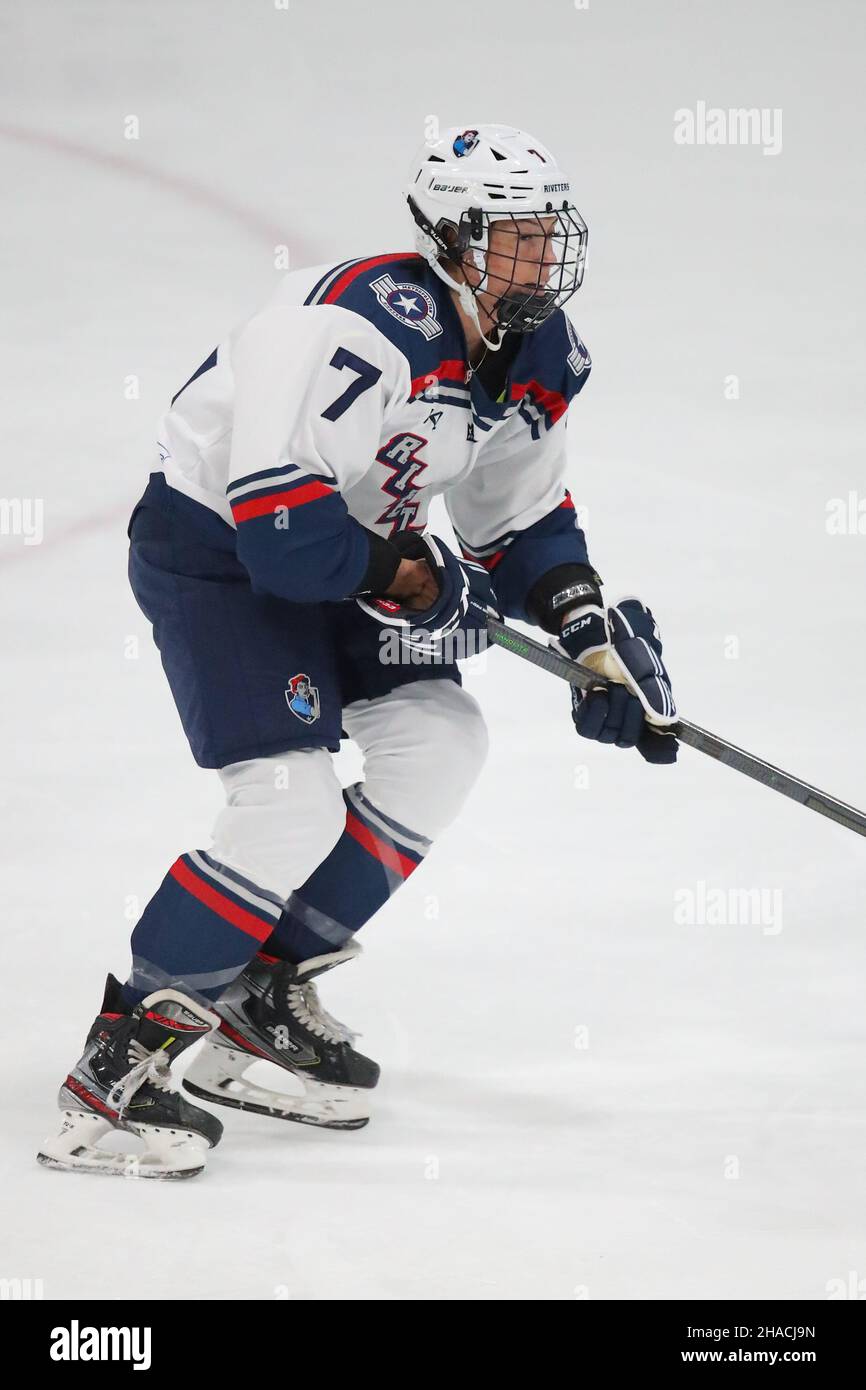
top-left (37, 974), bottom-right (223, 1179)
top-left (183, 943), bottom-right (379, 1130)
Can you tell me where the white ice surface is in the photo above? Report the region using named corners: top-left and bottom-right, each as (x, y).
top-left (2, 0), bottom-right (865, 1301)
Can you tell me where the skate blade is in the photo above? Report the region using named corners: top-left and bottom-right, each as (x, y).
top-left (36, 1109), bottom-right (209, 1179)
top-left (183, 1077), bottom-right (369, 1129)
top-left (183, 1047), bottom-right (371, 1130)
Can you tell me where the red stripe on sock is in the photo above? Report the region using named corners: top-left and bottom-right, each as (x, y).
top-left (169, 858), bottom-right (273, 943)
top-left (345, 812), bottom-right (418, 879)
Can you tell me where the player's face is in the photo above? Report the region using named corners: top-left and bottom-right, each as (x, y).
top-left (485, 217), bottom-right (559, 292)
top-left (459, 216), bottom-right (559, 330)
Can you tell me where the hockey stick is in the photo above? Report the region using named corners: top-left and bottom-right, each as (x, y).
top-left (485, 616), bottom-right (866, 839)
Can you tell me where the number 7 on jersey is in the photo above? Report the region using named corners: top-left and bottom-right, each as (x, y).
top-left (321, 347), bottom-right (382, 422)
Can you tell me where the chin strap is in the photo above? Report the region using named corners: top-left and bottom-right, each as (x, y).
top-left (461, 288), bottom-right (505, 354)
top-left (426, 253), bottom-right (504, 353)
top-left (407, 208), bottom-right (501, 352)
top-left (408, 195), bottom-right (511, 352)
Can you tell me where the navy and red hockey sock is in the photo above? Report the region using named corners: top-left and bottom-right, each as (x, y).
top-left (263, 783), bottom-right (431, 963)
top-left (121, 785), bottom-right (431, 1004)
top-left (121, 850), bottom-right (284, 1008)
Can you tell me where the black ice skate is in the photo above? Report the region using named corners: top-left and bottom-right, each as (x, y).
top-left (182, 942), bottom-right (379, 1130)
top-left (37, 975), bottom-right (223, 1180)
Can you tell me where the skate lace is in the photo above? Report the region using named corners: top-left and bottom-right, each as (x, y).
top-left (108, 1039), bottom-right (174, 1116)
top-left (286, 980), bottom-right (357, 1046)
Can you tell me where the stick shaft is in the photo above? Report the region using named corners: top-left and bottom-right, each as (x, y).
top-left (486, 617), bottom-right (866, 839)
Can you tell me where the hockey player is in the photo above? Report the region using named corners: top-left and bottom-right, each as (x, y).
top-left (38, 125), bottom-right (677, 1179)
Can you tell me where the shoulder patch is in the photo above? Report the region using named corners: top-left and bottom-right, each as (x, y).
top-left (565, 316), bottom-right (591, 378)
top-left (370, 274), bottom-right (443, 340)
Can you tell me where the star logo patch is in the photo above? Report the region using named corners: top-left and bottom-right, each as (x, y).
top-left (370, 274), bottom-right (443, 340)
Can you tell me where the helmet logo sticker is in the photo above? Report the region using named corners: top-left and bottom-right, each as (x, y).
top-left (370, 274), bottom-right (443, 339)
top-left (452, 129), bottom-right (479, 157)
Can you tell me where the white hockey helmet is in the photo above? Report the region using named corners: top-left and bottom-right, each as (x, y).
top-left (406, 124), bottom-right (588, 347)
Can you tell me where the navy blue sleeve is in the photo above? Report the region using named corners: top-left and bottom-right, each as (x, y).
top-left (228, 465), bottom-right (371, 603)
top-left (447, 310), bottom-right (594, 624)
top-left (486, 492), bottom-right (591, 622)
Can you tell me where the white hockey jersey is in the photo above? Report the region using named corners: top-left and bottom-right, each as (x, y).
top-left (153, 251), bottom-right (593, 621)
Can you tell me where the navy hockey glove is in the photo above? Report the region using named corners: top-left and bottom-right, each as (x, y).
top-left (356, 532), bottom-right (497, 655)
top-left (557, 597), bottom-right (678, 764)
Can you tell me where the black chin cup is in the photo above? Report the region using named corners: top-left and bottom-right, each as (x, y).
top-left (494, 289), bottom-right (557, 334)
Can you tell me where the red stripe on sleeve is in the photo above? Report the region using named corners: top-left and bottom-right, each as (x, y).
top-left (460, 546), bottom-right (505, 572)
top-left (410, 359), bottom-right (469, 396)
top-left (511, 379), bottom-right (569, 424)
top-left (231, 480), bottom-right (333, 523)
top-left (482, 549), bottom-right (506, 570)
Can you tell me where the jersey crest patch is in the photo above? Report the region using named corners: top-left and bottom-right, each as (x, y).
top-left (285, 673), bottom-right (320, 724)
top-left (370, 275), bottom-right (443, 340)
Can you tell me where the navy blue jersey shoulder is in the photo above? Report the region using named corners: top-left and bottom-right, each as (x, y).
top-left (303, 252), bottom-right (467, 387)
top-left (509, 308), bottom-right (592, 418)
top-left (463, 309), bottom-right (591, 439)
top-left (303, 251), bottom-right (591, 416)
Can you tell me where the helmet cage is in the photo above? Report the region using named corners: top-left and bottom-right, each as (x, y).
top-left (408, 195), bottom-right (588, 336)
